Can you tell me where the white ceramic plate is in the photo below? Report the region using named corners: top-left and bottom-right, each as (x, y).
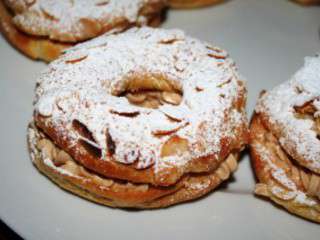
top-left (0, 0), bottom-right (319, 239)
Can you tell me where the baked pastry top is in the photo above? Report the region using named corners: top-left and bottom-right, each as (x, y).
top-left (33, 27), bottom-right (248, 187)
top-left (4, 0), bottom-right (166, 42)
top-left (0, 0), bottom-right (166, 61)
top-left (256, 56), bottom-right (320, 174)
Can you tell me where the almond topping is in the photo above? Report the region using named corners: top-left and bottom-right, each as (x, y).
top-left (162, 92), bottom-right (182, 105)
top-left (161, 136), bottom-right (189, 157)
top-left (126, 93), bottom-right (147, 104)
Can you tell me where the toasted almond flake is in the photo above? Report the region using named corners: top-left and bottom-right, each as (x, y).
top-left (162, 92), bottom-right (182, 105)
top-left (65, 55), bottom-right (88, 64)
top-left (140, 98), bottom-right (161, 109)
top-left (271, 186), bottom-right (296, 201)
top-left (126, 93), bottom-right (147, 104)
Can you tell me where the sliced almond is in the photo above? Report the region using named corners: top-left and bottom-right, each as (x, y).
top-left (95, 0), bottom-right (109, 6)
top-left (271, 186), bottom-right (296, 201)
top-left (162, 92), bottom-right (182, 105)
top-left (140, 99), bottom-right (161, 109)
top-left (161, 136), bottom-right (189, 157)
top-left (65, 55), bottom-right (88, 64)
top-left (126, 93), bottom-right (147, 104)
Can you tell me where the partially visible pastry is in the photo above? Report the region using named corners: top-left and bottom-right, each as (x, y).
top-left (250, 56), bottom-right (320, 222)
top-left (291, 0), bottom-right (320, 5)
top-left (168, 0), bottom-right (224, 8)
top-left (0, 0), bottom-right (166, 62)
top-left (28, 27), bottom-right (249, 208)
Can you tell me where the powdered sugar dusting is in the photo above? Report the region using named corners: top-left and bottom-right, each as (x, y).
top-left (256, 55), bottom-right (320, 172)
top-left (5, 0), bottom-right (163, 41)
top-left (34, 27), bottom-right (247, 174)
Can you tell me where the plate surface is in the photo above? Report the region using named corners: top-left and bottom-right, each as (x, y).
top-left (0, 0), bottom-right (319, 239)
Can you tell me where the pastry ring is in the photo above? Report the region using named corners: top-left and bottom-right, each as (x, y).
top-left (29, 27), bottom-right (248, 208)
top-left (0, 0), bottom-right (166, 61)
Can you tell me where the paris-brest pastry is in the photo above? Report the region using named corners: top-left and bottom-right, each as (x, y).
top-left (0, 0), bottom-right (166, 62)
top-left (28, 27), bottom-right (249, 208)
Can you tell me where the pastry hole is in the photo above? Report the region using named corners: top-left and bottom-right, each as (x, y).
top-left (124, 90), bottom-right (183, 109)
top-left (114, 73), bottom-right (183, 109)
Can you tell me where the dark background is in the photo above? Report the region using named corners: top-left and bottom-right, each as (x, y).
top-left (0, 220), bottom-right (22, 240)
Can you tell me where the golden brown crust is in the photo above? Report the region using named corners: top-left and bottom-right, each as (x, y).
top-left (28, 123), bottom-right (240, 208)
top-left (0, 0), bottom-right (70, 62)
top-left (168, 0), bottom-right (224, 8)
top-left (250, 114), bottom-right (320, 223)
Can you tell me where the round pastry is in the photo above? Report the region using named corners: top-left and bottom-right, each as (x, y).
top-left (0, 0), bottom-right (166, 62)
top-left (28, 27), bottom-right (249, 208)
top-left (168, 0), bottom-right (224, 8)
top-left (250, 56), bottom-right (320, 222)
